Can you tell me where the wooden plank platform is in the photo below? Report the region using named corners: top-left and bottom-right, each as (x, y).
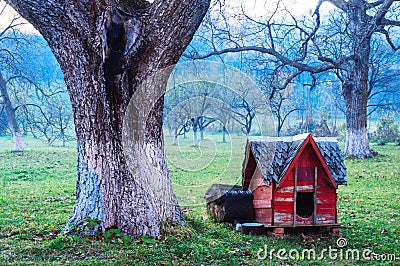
top-left (263, 223), bottom-right (345, 228)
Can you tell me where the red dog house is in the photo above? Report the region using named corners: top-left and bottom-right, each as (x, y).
top-left (242, 133), bottom-right (347, 229)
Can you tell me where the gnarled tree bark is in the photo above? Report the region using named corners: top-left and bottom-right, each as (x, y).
top-left (5, 0), bottom-right (210, 236)
top-left (341, 0), bottom-right (376, 158)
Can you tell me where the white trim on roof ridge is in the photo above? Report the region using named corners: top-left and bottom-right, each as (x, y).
top-left (247, 134), bottom-right (339, 144)
top-left (292, 133), bottom-right (310, 141)
top-left (248, 133), bottom-right (310, 143)
top-left (314, 137), bottom-right (338, 143)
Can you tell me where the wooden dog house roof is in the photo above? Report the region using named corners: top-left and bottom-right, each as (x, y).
top-left (243, 133), bottom-right (347, 186)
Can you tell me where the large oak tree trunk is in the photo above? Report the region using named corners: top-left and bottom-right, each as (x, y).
top-left (7, 0), bottom-right (210, 236)
top-left (0, 71), bottom-right (24, 152)
top-left (342, 2), bottom-right (376, 158)
top-left (342, 71), bottom-right (375, 158)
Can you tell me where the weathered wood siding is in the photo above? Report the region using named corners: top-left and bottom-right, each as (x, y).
top-left (252, 167), bottom-right (273, 224)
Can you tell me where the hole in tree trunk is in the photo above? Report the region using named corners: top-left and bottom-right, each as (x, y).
top-left (296, 192), bottom-right (314, 218)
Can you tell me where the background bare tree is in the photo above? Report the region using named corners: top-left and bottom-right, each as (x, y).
top-left (210, 97), bottom-right (232, 143)
top-left (0, 6), bottom-right (26, 152)
top-left (367, 37), bottom-right (400, 117)
top-left (187, 0), bottom-right (400, 158)
top-left (0, 8), bottom-right (73, 149)
top-left (164, 90), bottom-right (192, 145)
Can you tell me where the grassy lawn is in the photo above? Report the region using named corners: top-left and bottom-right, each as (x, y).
top-left (0, 134), bottom-right (399, 265)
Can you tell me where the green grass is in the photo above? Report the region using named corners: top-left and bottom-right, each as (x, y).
top-left (0, 134), bottom-right (399, 265)
top-left (165, 133), bottom-right (244, 207)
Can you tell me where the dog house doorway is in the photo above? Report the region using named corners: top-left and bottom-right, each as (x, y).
top-left (294, 167), bottom-right (317, 223)
top-left (296, 192), bottom-right (314, 218)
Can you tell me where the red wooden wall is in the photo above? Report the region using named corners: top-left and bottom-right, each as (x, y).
top-left (273, 144), bottom-right (337, 226)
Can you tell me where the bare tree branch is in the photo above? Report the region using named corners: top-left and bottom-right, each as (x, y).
top-left (184, 46), bottom-right (347, 74)
top-left (379, 28), bottom-right (400, 50)
top-left (0, 16), bottom-right (26, 39)
top-left (6, 75), bottom-right (66, 97)
top-left (367, 0), bottom-right (386, 9)
top-left (375, 0), bottom-right (395, 21)
top-left (380, 17), bottom-right (400, 26)
top-left (14, 103), bottom-right (49, 122)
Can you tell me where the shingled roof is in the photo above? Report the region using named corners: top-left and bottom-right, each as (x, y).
top-left (243, 133), bottom-right (347, 185)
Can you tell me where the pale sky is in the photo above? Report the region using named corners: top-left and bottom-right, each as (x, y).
top-left (231, 0), bottom-right (320, 17)
top-left (0, 0), bottom-right (325, 34)
top-left (0, 1), bottom-right (38, 33)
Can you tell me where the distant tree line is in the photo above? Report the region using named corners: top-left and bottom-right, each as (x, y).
top-left (0, 11), bottom-right (74, 150)
top-left (2, 1), bottom-right (399, 154)
top-left (182, 0), bottom-right (400, 158)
